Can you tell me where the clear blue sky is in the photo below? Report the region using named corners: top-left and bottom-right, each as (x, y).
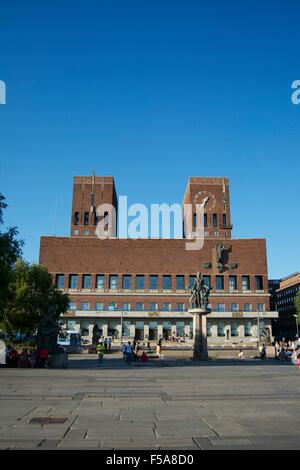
top-left (0, 0), bottom-right (299, 279)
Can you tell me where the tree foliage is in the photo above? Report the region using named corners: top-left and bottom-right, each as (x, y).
top-left (2, 260), bottom-right (69, 339)
top-left (0, 194), bottom-right (24, 318)
top-left (0, 193), bottom-right (69, 339)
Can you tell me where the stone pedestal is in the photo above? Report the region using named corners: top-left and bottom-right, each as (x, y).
top-left (189, 308), bottom-right (210, 361)
top-left (49, 352), bottom-right (68, 369)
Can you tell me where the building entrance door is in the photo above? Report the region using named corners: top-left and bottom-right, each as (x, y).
top-left (149, 321), bottom-right (158, 340)
top-left (163, 321), bottom-right (172, 340)
top-left (135, 321), bottom-right (144, 340)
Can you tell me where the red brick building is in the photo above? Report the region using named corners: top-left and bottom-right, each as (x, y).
top-left (39, 176), bottom-right (278, 345)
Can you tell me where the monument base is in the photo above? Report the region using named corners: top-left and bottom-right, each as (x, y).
top-left (49, 352), bottom-right (68, 369)
top-left (189, 308), bottom-right (211, 361)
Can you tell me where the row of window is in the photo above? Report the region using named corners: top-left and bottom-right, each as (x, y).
top-left (193, 213), bottom-right (228, 228)
top-left (73, 230), bottom-right (228, 238)
top-left (207, 320), bottom-right (265, 337)
top-left (277, 285), bottom-right (300, 298)
top-left (74, 212), bottom-right (227, 229)
top-left (56, 274), bottom-right (264, 291)
top-left (73, 319), bottom-right (265, 339)
top-left (73, 211), bottom-right (109, 227)
top-left (69, 301), bottom-right (265, 312)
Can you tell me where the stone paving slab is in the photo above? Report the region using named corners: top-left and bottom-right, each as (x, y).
top-left (1, 356), bottom-right (300, 449)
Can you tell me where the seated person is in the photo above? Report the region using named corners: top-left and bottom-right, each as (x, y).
top-left (140, 351), bottom-right (148, 363)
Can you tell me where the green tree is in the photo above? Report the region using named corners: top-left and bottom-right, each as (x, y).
top-left (296, 291), bottom-right (300, 326)
top-left (2, 260), bottom-right (69, 340)
top-left (0, 194), bottom-right (24, 318)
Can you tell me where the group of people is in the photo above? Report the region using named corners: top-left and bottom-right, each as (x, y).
top-left (5, 345), bottom-right (50, 368)
top-left (120, 341), bottom-right (149, 366)
top-left (275, 338), bottom-right (300, 366)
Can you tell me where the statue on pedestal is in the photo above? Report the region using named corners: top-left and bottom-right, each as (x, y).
top-left (189, 272), bottom-right (211, 310)
top-left (37, 306), bottom-right (61, 355)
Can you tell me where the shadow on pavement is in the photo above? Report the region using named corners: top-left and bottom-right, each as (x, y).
top-left (68, 355), bottom-right (294, 370)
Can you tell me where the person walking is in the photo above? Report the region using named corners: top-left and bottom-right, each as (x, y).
top-left (121, 343), bottom-right (126, 360)
top-left (125, 342), bottom-right (133, 366)
top-left (96, 342), bottom-right (105, 367)
top-left (108, 337), bottom-right (112, 352)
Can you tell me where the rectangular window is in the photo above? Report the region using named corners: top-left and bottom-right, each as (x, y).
top-left (177, 303), bottom-right (184, 311)
top-left (231, 321), bottom-right (238, 337)
top-left (69, 274), bottom-right (78, 289)
top-left (189, 275), bottom-right (196, 289)
top-left (149, 302), bottom-right (158, 311)
top-left (74, 212), bottom-right (79, 226)
top-left (136, 275), bottom-right (145, 289)
top-left (109, 275), bottom-right (118, 290)
top-left (245, 321), bottom-right (252, 337)
top-left (122, 303), bottom-right (130, 311)
top-left (207, 320), bottom-right (212, 337)
top-left (229, 275), bottom-right (237, 291)
top-left (82, 274), bottom-right (91, 289)
top-left (204, 213), bottom-right (208, 227)
top-left (95, 302), bottom-right (104, 311)
top-left (217, 321), bottom-right (225, 337)
top-left (122, 275), bottom-right (132, 289)
top-left (203, 275), bottom-right (211, 288)
top-left (163, 303), bottom-right (171, 311)
top-left (216, 275), bottom-right (224, 290)
top-left (217, 303), bottom-right (225, 312)
top-left (231, 303), bottom-right (238, 312)
top-left (69, 302), bottom-right (76, 310)
top-left (80, 320), bottom-right (89, 337)
top-left (136, 302), bottom-right (144, 311)
top-left (94, 213), bottom-right (100, 226)
top-left (81, 302), bottom-right (90, 311)
top-left (176, 275), bottom-right (185, 290)
top-left (255, 276), bottom-right (264, 290)
top-left (162, 275), bottom-right (171, 290)
top-left (108, 302), bottom-right (117, 311)
top-left (244, 303), bottom-right (252, 312)
top-left (83, 229), bottom-right (89, 235)
top-left (96, 274), bottom-right (105, 289)
top-left (55, 274), bottom-right (65, 289)
top-left (222, 214), bottom-right (227, 227)
top-left (84, 212), bottom-right (89, 226)
top-left (242, 275), bottom-right (250, 291)
top-left (176, 321), bottom-right (185, 336)
top-left (213, 213), bottom-right (218, 227)
top-left (149, 275), bottom-right (158, 290)
top-left (257, 303), bottom-right (265, 312)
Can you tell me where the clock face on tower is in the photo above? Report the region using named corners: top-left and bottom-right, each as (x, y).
top-left (193, 191), bottom-right (216, 212)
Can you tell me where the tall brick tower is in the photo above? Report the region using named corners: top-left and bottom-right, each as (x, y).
top-left (183, 177), bottom-right (232, 239)
top-left (70, 175), bottom-right (118, 237)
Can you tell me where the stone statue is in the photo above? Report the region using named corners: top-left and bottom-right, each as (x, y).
top-left (190, 272), bottom-right (211, 310)
top-left (216, 243), bottom-right (226, 273)
top-left (261, 327), bottom-right (271, 346)
top-left (37, 306), bottom-right (61, 354)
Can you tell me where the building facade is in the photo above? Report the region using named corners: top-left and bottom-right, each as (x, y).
top-left (275, 273), bottom-right (300, 338)
top-left (39, 176), bottom-right (278, 346)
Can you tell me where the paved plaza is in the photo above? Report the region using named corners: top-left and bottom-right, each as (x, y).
top-left (1, 354), bottom-right (300, 450)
